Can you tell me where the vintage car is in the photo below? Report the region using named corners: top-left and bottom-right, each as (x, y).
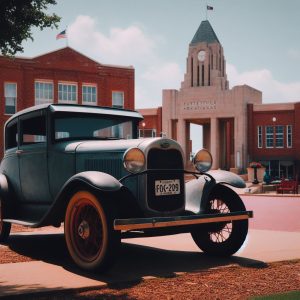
top-left (0, 104), bottom-right (252, 271)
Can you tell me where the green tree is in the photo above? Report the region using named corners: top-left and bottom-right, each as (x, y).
top-left (0, 0), bottom-right (61, 56)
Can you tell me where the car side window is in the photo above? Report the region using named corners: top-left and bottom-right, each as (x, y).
top-left (21, 113), bottom-right (46, 145)
top-left (5, 121), bottom-right (18, 150)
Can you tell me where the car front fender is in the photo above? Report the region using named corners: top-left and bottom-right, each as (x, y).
top-left (206, 170), bottom-right (246, 188)
top-left (66, 171), bottom-right (123, 192)
top-left (185, 170), bottom-right (245, 214)
top-left (32, 171), bottom-right (127, 227)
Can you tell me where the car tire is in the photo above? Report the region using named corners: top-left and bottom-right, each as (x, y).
top-left (64, 190), bottom-right (120, 272)
top-left (0, 199), bottom-right (11, 243)
top-left (191, 185), bottom-right (248, 257)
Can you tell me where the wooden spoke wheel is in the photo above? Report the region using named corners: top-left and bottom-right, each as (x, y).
top-left (64, 191), bottom-right (120, 272)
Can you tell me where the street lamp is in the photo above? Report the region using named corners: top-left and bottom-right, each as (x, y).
top-left (142, 122), bottom-right (146, 138)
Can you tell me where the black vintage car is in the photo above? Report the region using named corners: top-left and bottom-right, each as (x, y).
top-left (0, 104), bottom-right (252, 271)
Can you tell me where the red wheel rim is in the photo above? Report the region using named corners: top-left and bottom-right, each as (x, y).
top-left (70, 200), bottom-right (104, 262)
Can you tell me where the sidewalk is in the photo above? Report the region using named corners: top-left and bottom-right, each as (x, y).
top-left (1, 228), bottom-right (300, 297)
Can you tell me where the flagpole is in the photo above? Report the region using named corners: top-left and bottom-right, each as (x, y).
top-left (206, 2), bottom-right (208, 20)
top-left (66, 26), bottom-right (68, 47)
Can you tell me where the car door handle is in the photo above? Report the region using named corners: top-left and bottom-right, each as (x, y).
top-left (15, 150), bottom-right (24, 155)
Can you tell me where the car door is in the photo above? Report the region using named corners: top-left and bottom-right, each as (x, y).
top-left (19, 110), bottom-right (52, 204)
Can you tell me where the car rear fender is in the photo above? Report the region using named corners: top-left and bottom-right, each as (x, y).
top-left (36, 171), bottom-right (141, 227)
top-left (0, 174), bottom-right (9, 201)
top-left (185, 170), bottom-right (245, 214)
top-left (0, 173), bottom-right (16, 218)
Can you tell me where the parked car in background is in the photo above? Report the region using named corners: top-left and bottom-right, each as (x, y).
top-left (0, 104), bottom-right (252, 272)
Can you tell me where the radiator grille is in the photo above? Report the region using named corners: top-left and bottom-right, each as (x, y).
top-left (147, 149), bottom-right (184, 212)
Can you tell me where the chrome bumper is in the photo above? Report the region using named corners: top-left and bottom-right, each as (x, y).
top-left (114, 211), bottom-right (253, 231)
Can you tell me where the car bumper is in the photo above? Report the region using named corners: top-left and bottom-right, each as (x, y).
top-left (114, 211), bottom-right (253, 231)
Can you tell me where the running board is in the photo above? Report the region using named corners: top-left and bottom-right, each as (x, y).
top-left (114, 211), bottom-right (253, 231)
top-left (3, 219), bottom-right (37, 227)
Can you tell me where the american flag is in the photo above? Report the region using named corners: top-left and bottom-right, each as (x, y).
top-left (56, 29), bottom-right (67, 40)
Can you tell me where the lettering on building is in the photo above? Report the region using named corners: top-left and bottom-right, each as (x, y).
top-left (183, 100), bottom-right (216, 111)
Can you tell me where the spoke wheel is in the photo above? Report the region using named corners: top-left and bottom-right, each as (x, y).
top-left (65, 191), bottom-right (120, 272)
top-left (191, 186), bottom-right (248, 256)
top-left (0, 199), bottom-right (11, 243)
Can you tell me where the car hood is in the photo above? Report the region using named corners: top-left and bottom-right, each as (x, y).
top-left (75, 139), bottom-right (144, 153)
top-left (74, 138), bottom-right (183, 155)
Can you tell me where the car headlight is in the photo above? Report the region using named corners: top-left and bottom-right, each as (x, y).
top-left (123, 148), bottom-right (146, 173)
top-left (193, 149), bottom-right (213, 172)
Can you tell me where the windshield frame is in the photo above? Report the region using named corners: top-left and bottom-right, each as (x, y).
top-left (50, 111), bottom-right (139, 143)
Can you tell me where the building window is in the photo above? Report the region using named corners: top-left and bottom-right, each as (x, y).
top-left (139, 128), bottom-right (157, 138)
top-left (21, 114), bottom-right (46, 145)
top-left (287, 125), bottom-right (292, 148)
top-left (82, 85), bottom-right (97, 105)
top-left (4, 83), bottom-right (17, 115)
top-left (58, 83), bottom-right (77, 103)
top-left (275, 125), bottom-right (284, 148)
top-left (35, 81), bottom-right (53, 105)
top-left (112, 91), bottom-right (124, 108)
top-left (266, 126), bottom-right (274, 148)
top-left (257, 126), bottom-right (262, 148)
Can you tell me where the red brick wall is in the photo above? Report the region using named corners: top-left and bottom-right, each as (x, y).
top-left (138, 107), bottom-right (162, 137)
top-left (0, 47), bottom-right (135, 158)
top-left (248, 107), bottom-right (297, 161)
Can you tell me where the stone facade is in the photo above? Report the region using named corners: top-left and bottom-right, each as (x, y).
top-left (161, 20), bottom-right (262, 170)
top-left (138, 20), bottom-right (300, 178)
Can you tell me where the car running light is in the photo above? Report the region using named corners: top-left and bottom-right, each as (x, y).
top-left (123, 148), bottom-right (145, 173)
top-left (193, 149), bottom-right (213, 172)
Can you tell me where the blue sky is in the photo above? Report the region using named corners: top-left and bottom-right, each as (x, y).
top-left (21, 0), bottom-right (300, 110)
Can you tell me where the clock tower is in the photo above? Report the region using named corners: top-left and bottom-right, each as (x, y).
top-left (181, 20), bottom-right (228, 90)
top-left (161, 19), bottom-right (262, 171)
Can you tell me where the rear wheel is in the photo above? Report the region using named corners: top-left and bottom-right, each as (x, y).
top-left (191, 186), bottom-right (248, 256)
top-left (64, 191), bottom-right (120, 272)
top-left (0, 199), bottom-right (11, 243)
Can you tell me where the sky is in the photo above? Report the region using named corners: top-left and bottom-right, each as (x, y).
top-left (20, 0), bottom-right (300, 150)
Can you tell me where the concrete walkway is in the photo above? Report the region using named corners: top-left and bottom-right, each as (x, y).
top-left (1, 228), bottom-right (300, 297)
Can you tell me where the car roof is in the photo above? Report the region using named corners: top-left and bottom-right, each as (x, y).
top-left (6, 104), bottom-right (144, 125)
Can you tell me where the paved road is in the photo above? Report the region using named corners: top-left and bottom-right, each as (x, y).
top-left (241, 195), bottom-right (300, 232)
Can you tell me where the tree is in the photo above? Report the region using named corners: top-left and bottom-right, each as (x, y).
top-left (0, 0), bottom-right (61, 56)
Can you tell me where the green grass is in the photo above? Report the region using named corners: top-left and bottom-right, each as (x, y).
top-left (252, 290), bottom-right (300, 300)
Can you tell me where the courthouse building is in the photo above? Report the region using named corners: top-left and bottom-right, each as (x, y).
top-left (0, 47), bottom-right (135, 158)
top-left (139, 20), bottom-right (300, 179)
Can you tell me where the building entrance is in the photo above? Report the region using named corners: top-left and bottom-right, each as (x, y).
top-left (188, 118), bottom-right (234, 170)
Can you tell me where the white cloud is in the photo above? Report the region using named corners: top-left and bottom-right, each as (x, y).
top-left (68, 15), bottom-right (156, 66)
top-left (227, 63), bottom-right (300, 103)
top-left (67, 15), bottom-right (182, 108)
top-left (142, 62), bottom-right (182, 88)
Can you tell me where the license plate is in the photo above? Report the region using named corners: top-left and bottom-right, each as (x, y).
top-left (155, 179), bottom-right (180, 196)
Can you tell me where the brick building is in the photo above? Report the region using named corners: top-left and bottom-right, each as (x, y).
top-left (248, 103), bottom-right (300, 179)
top-left (0, 47), bottom-right (135, 157)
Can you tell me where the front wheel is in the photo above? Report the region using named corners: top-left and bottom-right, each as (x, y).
top-left (64, 191), bottom-right (120, 272)
top-left (191, 186), bottom-right (248, 256)
top-left (0, 199), bottom-right (11, 243)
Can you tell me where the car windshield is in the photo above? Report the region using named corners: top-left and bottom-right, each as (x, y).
top-left (53, 113), bottom-right (136, 141)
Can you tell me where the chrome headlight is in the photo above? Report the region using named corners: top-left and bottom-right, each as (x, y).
top-left (193, 149), bottom-right (213, 172)
top-left (123, 148), bottom-right (146, 173)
